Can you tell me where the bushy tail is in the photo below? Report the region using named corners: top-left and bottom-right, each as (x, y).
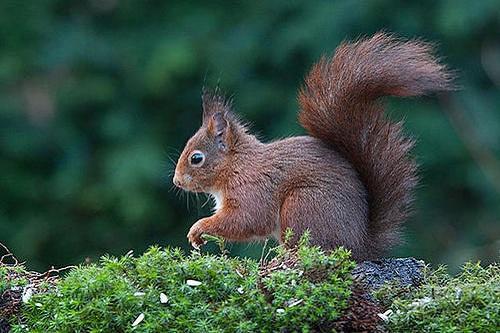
top-left (298, 32), bottom-right (454, 256)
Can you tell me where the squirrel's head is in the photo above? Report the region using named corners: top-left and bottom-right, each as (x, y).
top-left (173, 90), bottom-right (253, 193)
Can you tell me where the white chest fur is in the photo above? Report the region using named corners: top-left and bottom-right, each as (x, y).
top-left (209, 191), bottom-right (224, 213)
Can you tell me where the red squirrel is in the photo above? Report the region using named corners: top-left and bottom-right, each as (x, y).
top-left (173, 32), bottom-right (453, 260)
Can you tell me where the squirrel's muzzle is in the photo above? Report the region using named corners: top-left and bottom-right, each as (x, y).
top-left (173, 171), bottom-right (183, 188)
top-left (173, 172), bottom-right (193, 190)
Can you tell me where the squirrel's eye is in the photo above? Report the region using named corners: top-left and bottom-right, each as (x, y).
top-left (189, 151), bottom-right (205, 167)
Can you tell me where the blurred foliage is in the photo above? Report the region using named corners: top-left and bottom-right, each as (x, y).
top-left (0, 0), bottom-right (499, 271)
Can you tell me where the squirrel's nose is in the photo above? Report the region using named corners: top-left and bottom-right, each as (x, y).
top-left (173, 173), bottom-right (182, 187)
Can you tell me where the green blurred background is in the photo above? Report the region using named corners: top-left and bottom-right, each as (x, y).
top-left (1, 1), bottom-right (499, 271)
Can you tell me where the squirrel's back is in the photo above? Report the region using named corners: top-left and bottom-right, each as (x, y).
top-left (298, 32), bottom-right (454, 257)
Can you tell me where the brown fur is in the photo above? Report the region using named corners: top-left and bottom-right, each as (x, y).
top-left (173, 32), bottom-right (453, 260)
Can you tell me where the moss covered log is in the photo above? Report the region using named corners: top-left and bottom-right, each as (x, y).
top-left (1, 240), bottom-right (498, 332)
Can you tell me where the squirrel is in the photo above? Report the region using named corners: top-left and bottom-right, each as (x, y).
top-left (173, 32), bottom-right (453, 261)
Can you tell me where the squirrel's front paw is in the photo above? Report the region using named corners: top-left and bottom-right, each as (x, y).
top-left (187, 219), bottom-right (209, 249)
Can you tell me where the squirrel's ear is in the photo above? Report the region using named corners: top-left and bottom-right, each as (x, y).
top-left (207, 112), bottom-right (232, 152)
top-left (202, 89), bottom-right (234, 152)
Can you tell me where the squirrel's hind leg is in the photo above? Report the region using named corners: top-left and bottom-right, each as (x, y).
top-left (279, 187), bottom-right (369, 260)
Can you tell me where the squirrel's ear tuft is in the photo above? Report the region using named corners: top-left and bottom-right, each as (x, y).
top-left (202, 89), bottom-right (234, 152)
top-left (202, 88), bottom-right (232, 123)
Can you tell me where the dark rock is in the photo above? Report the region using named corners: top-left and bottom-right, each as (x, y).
top-left (353, 257), bottom-right (424, 292)
top-left (331, 258), bottom-right (425, 332)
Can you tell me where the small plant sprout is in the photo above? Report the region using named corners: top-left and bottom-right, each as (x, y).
top-left (283, 228), bottom-right (294, 245)
top-left (201, 234), bottom-right (227, 254)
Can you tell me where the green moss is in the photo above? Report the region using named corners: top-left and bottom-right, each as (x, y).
top-left (376, 261), bottom-right (499, 333)
top-left (0, 264), bottom-right (29, 295)
top-left (9, 242), bottom-right (354, 333)
top-left (0, 266), bottom-right (8, 293)
top-left (5, 241), bottom-right (498, 332)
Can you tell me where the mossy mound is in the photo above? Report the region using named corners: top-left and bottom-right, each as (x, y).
top-left (375, 261), bottom-right (499, 332)
top-left (1, 240), bottom-right (498, 332)
top-left (2, 240), bottom-right (356, 332)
